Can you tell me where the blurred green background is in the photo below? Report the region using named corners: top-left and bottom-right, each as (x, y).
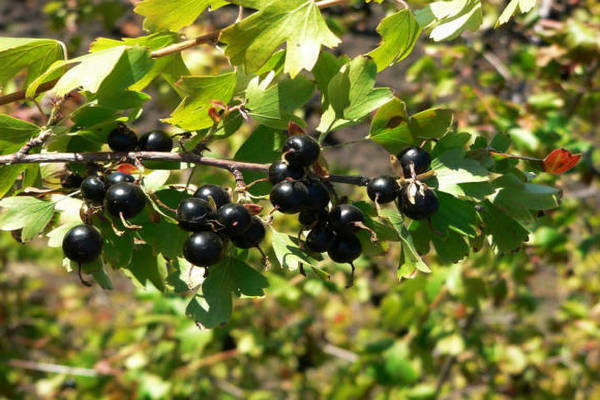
top-left (1, 0), bottom-right (600, 398)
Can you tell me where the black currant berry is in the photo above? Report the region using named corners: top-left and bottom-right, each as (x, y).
top-left (282, 135), bottom-right (320, 167)
top-left (270, 180), bottom-right (309, 214)
top-left (303, 181), bottom-right (330, 211)
top-left (194, 184), bottom-right (231, 209)
top-left (268, 161), bottom-right (305, 184)
top-left (104, 182), bottom-right (146, 219)
top-left (397, 185), bottom-right (439, 220)
top-left (398, 146), bottom-right (431, 177)
top-left (61, 173), bottom-right (83, 189)
top-left (81, 175), bottom-right (107, 203)
top-left (327, 234), bottom-right (362, 263)
top-left (62, 224), bottom-right (103, 264)
top-left (231, 216), bottom-right (266, 249)
top-left (106, 171), bottom-right (135, 186)
top-left (306, 224), bottom-right (335, 253)
top-left (176, 198), bottom-right (215, 232)
top-left (367, 175), bottom-right (399, 204)
top-left (329, 204), bottom-right (364, 234)
top-left (217, 203), bottom-right (252, 235)
top-left (299, 209), bottom-right (329, 226)
top-left (107, 124), bottom-right (137, 152)
top-left (183, 231), bottom-right (224, 266)
top-left (138, 131), bottom-right (173, 152)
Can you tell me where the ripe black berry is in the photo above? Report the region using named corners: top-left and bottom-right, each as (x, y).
top-left (81, 175), bottom-right (107, 203)
top-left (62, 224), bottom-right (103, 264)
top-left (217, 203), bottom-right (252, 235)
top-left (61, 173), bottom-right (83, 189)
top-left (194, 184), bottom-right (231, 209)
top-left (329, 204), bottom-right (364, 234)
top-left (107, 124), bottom-right (137, 152)
top-left (231, 216), bottom-right (266, 249)
top-left (304, 181), bottom-right (330, 211)
top-left (104, 183), bottom-right (146, 219)
top-left (397, 185), bottom-right (439, 220)
top-left (176, 198), bottom-right (215, 232)
top-left (306, 224), bottom-right (335, 253)
top-left (398, 146), bottom-right (431, 177)
top-left (270, 180), bottom-right (309, 214)
top-left (107, 171), bottom-right (135, 186)
top-left (268, 161), bottom-right (305, 184)
top-left (282, 135), bottom-right (320, 167)
top-left (299, 209), bottom-right (329, 226)
top-left (138, 131), bottom-right (173, 152)
top-left (367, 175), bottom-right (399, 204)
top-left (327, 234), bottom-right (362, 263)
top-left (183, 231), bottom-right (224, 266)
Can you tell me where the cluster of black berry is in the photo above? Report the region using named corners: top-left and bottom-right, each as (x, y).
top-left (268, 135), bottom-right (367, 275)
top-left (175, 185), bottom-right (266, 268)
top-left (367, 146), bottom-right (439, 220)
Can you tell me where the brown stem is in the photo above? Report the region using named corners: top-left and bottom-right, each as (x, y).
top-left (0, 79), bottom-right (59, 107)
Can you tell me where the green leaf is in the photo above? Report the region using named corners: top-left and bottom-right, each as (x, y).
top-left (124, 245), bottom-right (167, 291)
top-left (221, 0), bottom-right (341, 77)
top-left (134, 0), bottom-right (225, 32)
top-left (233, 125), bottom-right (286, 195)
top-left (0, 196), bottom-right (55, 241)
top-left (271, 228), bottom-right (321, 270)
top-left (318, 56), bottom-right (393, 132)
top-left (478, 201), bottom-right (529, 253)
top-left (27, 46), bottom-right (153, 99)
top-left (312, 52), bottom-right (349, 94)
top-left (430, 148), bottom-right (490, 196)
top-left (496, 0), bottom-right (536, 27)
top-left (430, 192), bottom-right (477, 237)
top-left (368, 10), bottom-right (422, 72)
top-left (91, 268), bottom-right (114, 290)
top-left (93, 216), bottom-right (134, 269)
top-left (368, 105), bottom-right (452, 153)
top-left (245, 74), bottom-right (315, 129)
top-left (0, 114), bottom-right (40, 155)
top-left (431, 228), bottom-right (470, 263)
top-left (0, 165), bottom-right (27, 198)
top-left (164, 72), bottom-right (237, 131)
top-left (490, 173), bottom-right (560, 223)
top-left (416, 0), bottom-right (483, 42)
top-left (0, 37), bottom-right (66, 87)
top-left (187, 257), bottom-right (268, 328)
top-left (381, 209), bottom-right (430, 274)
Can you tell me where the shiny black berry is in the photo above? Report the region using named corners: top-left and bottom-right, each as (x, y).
top-left (61, 173), bottom-right (83, 189)
top-left (217, 203), bottom-right (252, 235)
top-left (329, 204), bottom-right (364, 234)
top-left (397, 185), bottom-right (439, 220)
top-left (138, 131), bottom-right (173, 152)
top-left (104, 183), bottom-right (146, 219)
top-left (62, 224), bottom-right (103, 264)
top-left (108, 124), bottom-right (137, 152)
top-left (183, 231), bottom-right (224, 266)
top-left (328, 234), bottom-right (362, 263)
top-left (270, 180), bottom-right (309, 214)
top-left (306, 224), bottom-right (335, 253)
top-left (194, 184), bottom-right (231, 209)
top-left (81, 175), bottom-right (107, 203)
top-left (282, 135), bottom-right (320, 167)
top-left (367, 175), bottom-right (399, 204)
top-left (398, 146), bottom-right (431, 177)
top-left (231, 216), bottom-right (266, 249)
top-left (107, 172), bottom-right (135, 186)
top-left (176, 198), bottom-right (215, 232)
top-left (268, 161), bottom-right (305, 184)
top-left (303, 181), bottom-right (330, 211)
top-left (299, 209), bottom-right (329, 226)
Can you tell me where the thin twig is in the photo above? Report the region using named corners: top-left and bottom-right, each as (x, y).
top-left (7, 359), bottom-right (103, 377)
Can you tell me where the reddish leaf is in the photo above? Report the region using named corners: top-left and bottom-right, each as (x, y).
top-left (243, 203), bottom-right (263, 215)
top-left (117, 163), bottom-right (138, 174)
top-left (288, 121), bottom-right (305, 136)
top-left (543, 148), bottom-right (581, 174)
top-left (208, 107), bottom-right (222, 123)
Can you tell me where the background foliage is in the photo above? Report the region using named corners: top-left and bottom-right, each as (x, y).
top-left (1, 0), bottom-right (599, 398)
